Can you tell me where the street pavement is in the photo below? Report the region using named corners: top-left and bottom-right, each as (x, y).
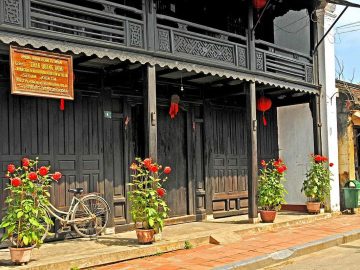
top-left (94, 214), bottom-right (360, 270)
top-left (262, 238), bottom-right (360, 270)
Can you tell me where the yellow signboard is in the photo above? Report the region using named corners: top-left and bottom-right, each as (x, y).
top-left (10, 46), bottom-right (74, 100)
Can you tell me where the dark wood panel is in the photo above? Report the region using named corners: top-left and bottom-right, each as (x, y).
top-left (257, 107), bottom-right (279, 161)
top-left (0, 84), bottom-right (105, 215)
top-left (204, 105), bottom-right (248, 217)
top-left (157, 105), bottom-right (189, 217)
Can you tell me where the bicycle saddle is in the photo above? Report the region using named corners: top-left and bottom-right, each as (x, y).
top-left (68, 188), bottom-right (84, 194)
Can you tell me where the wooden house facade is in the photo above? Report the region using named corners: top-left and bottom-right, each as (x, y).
top-left (0, 0), bottom-right (326, 234)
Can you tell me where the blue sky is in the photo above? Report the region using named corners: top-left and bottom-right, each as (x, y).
top-left (335, 2), bottom-right (360, 83)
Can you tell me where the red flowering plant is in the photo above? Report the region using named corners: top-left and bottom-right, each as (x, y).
top-left (258, 159), bottom-right (288, 211)
top-left (128, 157), bottom-right (171, 233)
top-left (302, 154), bottom-right (333, 204)
top-left (0, 158), bottom-right (61, 248)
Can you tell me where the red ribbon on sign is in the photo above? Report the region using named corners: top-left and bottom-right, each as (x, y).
top-left (60, 99), bottom-right (65, 111)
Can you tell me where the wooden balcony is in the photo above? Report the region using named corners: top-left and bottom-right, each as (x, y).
top-left (0, 0), bottom-right (314, 85)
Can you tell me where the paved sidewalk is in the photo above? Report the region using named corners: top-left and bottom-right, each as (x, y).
top-left (0, 212), bottom-right (334, 270)
top-left (95, 214), bottom-right (360, 270)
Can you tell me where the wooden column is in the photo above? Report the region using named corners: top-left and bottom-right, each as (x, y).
top-left (143, 64), bottom-right (157, 160)
top-left (310, 94), bottom-right (322, 155)
top-left (247, 0), bottom-right (256, 71)
top-left (102, 77), bottom-right (115, 228)
top-left (144, 0), bottom-right (156, 51)
top-left (247, 82), bottom-right (259, 223)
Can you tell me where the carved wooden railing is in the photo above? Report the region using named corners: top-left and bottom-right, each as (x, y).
top-left (28, 0), bottom-right (145, 49)
top-left (0, 0), bottom-right (315, 84)
top-left (155, 14), bottom-right (249, 69)
top-left (255, 40), bottom-right (314, 83)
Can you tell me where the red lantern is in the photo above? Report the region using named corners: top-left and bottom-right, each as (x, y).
top-left (253, 0), bottom-right (267, 10)
top-left (256, 96), bottom-right (272, 126)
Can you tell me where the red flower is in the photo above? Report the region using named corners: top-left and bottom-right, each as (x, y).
top-left (52, 172), bottom-right (62, 181)
top-left (164, 166), bottom-right (172, 174)
top-left (22, 158), bottom-right (30, 167)
top-left (321, 156), bottom-right (328, 162)
top-left (157, 188), bottom-right (166, 197)
top-left (11, 177), bottom-right (22, 187)
top-left (314, 155), bottom-right (323, 163)
top-left (274, 160), bottom-right (280, 168)
top-left (277, 166), bottom-right (285, 174)
top-left (260, 160), bottom-right (266, 167)
top-left (7, 164), bottom-right (16, 174)
top-left (330, 162), bottom-right (334, 167)
top-left (28, 172), bottom-right (38, 181)
top-left (143, 158), bottom-right (152, 168)
top-left (38, 166), bottom-right (48, 176)
top-left (149, 164), bottom-right (158, 173)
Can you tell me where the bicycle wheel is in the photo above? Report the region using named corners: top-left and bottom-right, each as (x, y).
top-left (72, 195), bottom-right (110, 237)
top-left (10, 208), bottom-right (51, 247)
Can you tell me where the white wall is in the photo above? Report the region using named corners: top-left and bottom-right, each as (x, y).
top-left (278, 104), bottom-right (314, 204)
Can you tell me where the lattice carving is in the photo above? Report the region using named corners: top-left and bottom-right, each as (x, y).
top-left (3, 0), bottom-right (22, 25)
top-left (306, 65), bottom-right (313, 83)
top-left (129, 23), bottom-right (143, 48)
top-left (103, 4), bottom-right (115, 14)
top-left (174, 34), bottom-right (235, 64)
top-left (158, 29), bottom-right (171, 52)
top-left (256, 51), bottom-right (265, 71)
top-left (237, 46), bottom-right (247, 68)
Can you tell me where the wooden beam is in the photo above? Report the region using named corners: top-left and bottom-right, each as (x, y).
top-left (310, 94), bottom-right (322, 155)
top-left (73, 55), bottom-right (97, 66)
top-left (143, 64), bottom-right (157, 160)
top-left (246, 81), bottom-right (259, 223)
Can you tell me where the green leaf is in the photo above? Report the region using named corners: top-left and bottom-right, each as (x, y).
top-left (23, 236), bottom-right (29, 246)
top-left (29, 218), bottom-right (40, 227)
top-left (17, 211), bottom-right (24, 219)
top-left (148, 218), bottom-right (154, 227)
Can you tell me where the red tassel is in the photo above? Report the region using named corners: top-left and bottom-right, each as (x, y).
top-left (263, 115), bottom-right (267, 126)
top-left (169, 103), bottom-right (179, 119)
top-left (60, 99), bottom-right (65, 111)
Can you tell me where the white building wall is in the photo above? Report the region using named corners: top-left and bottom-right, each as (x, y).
top-left (278, 104), bottom-right (314, 205)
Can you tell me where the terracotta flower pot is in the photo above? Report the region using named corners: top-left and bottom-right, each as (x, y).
top-left (9, 246), bottom-right (33, 265)
top-left (307, 202), bottom-right (321, 214)
top-left (260, 210), bottom-right (277, 223)
top-left (136, 229), bottom-right (155, 244)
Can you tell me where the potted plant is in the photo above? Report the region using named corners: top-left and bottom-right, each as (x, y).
top-left (128, 157), bottom-right (171, 244)
top-left (258, 159), bottom-right (288, 223)
top-left (301, 154), bottom-right (333, 214)
top-left (0, 158), bottom-right (61, 265)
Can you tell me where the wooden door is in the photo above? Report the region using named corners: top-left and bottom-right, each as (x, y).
top-left (205, 105), bottom-right (248, 218)
top-left (53, 90), bottom-right (104, 209)
top-left (111, 98), bottom-right (130, 225)
top-left (157, 105), bottom-right (189, 218)
top-left (0, 86), bottom-right (105, 222)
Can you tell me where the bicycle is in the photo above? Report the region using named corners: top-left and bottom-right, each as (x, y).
top-left (11, 187), bottom-right (111, 245)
